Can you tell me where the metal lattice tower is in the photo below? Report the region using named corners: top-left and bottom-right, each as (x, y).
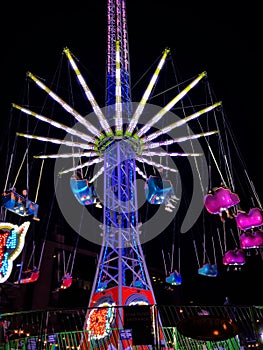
top-left (88, 0), bottom-right (157, 309)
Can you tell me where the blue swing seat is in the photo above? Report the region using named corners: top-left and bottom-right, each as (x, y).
top-left (1, 191), bottom-right (38, 217)
top-left (198, 263), bottom-right (218, 277)
top-left (70, 177), bottom-right (97, 206)
top-left (166, 271), bottom-right (182, 285)
top-left (145, 176), bottom-right (174, 205)
top-left (97, 281), bottom-right (108, 292)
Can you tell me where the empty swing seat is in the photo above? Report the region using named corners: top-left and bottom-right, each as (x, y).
top-left (134, 280), bottom-right (144, 288)
top-left (239, 230), bottom-right (263, 249)
top-left (198, 263), bottom-right (218, 277)
top-left (222, 249), bottom-right (246, 266)
top-left (58, 273), bottom-right (72, 289)
top-left (54, 274), bottom-right (73, 292)
top-left (70, 177), bottom-right (97, 206)
top-left (60, 274), bottom-right (73, 290)
top-left (166, 271), bottom-right (182, 285)
top-left (15, 270), bottom-right (40, 284)
top-left (97, 281), bottom-right (108, 292)
top-left (145, 176), bottom-right (174, 205)
top-left (235, 208), bottom-right (263, 231)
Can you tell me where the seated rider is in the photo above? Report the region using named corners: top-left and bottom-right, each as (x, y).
top-left (21, 266), bottom-right (39, 279)
top-left (1, 187), bottom-right (18, 208)
top-left (21, 189), bottom-right (40, 221)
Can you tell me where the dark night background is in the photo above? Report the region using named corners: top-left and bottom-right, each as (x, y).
top-left (0, 1), bottom-right (262, 310)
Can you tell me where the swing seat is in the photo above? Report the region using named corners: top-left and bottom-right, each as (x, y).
top-left (198, 263), bottom-right (218, 277)
top-left (97, 281), bottom-right (108, 292)
top-left (14, 270), bottom-right (40, 284)
top-left (134, 280), bottom-right (144, 288)
top-left (235, 208), bottom-right (263, 231)
top-left (145, 176), bottom-right (174, 205)
top-left (222, 249), bottom-right (246, 266)
top-left (1, 191), bottom-right (26, 216)
top-left (70, 177), bottom-right (97, 206)
top-left (204, 187), bottom-right (240, 215)
top-left (165, 271), bottom-right (182, 285)
top-left (60, 275), bottom-right (73, 290)
top-left (239, 230), bottom-right (263, 249)
top-left (1, 191), bottom-right (38, 217)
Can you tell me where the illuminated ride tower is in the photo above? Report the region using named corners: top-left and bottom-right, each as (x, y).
top-left (81, 1), bottom-right (219, 347)
top-left (84, 0), bottom-right (162, 347)
top-left (88, 2), bottom-right (155, 302)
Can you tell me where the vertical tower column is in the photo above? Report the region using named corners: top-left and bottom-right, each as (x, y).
top-left (89, 141), bottom-right (155, 301)
top-left (83, 0), bottom-right (165, 348)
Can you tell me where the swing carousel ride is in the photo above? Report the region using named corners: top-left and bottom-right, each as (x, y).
top-left (0, 0), bottom-right (262, 320)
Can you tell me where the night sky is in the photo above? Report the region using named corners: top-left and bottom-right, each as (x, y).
top-left (1, 2), bottom-right (262, 307)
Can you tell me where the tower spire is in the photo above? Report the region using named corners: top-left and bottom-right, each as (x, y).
top-left (106, 0), bottom-right (131, 108)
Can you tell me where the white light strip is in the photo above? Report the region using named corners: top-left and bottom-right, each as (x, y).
top-left (143, 102), bottom-right (221, 143)
top-left (143, 130), bottom-right (218, 149)
top-left (126, 48), bottom-right (170, 135)
top-left (89, 166), bottom-right (105, 183)
top-left (142, 151), bottom-right (203, 157)
top-left (115, 41), bottom-right (123, 135)
top-left (16, 133), bottom-right (94, 150)
top-left (27, 72), bottom-right (104, 139)
top-left (13, 103), bottom-right (96, 144)
top-left (136, 157), bottom-right (178, 173)
top-left (135, 166), bottom-right (148, 180)
top-left (63, 48), bottom-right (113, 136)
top-left (59, 157), bottom-right (104, 175)
top-left (135, 71), bottom-right (207, 138)
top-left (34, 152), bottom-right (98, 159)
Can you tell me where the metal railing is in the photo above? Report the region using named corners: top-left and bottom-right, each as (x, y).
top-left (1, 305), bottom-right (263, 349)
